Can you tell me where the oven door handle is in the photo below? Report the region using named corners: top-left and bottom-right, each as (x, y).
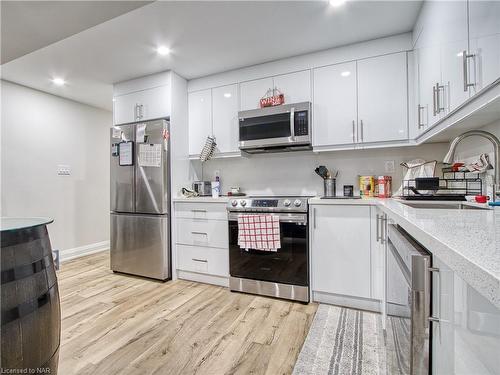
top-left (227, 212), bottom-right (307, 224)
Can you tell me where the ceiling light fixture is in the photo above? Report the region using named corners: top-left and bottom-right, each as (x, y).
top-left (156, 46), bottom-right (171, 56)
top-left (52, 77), bottom-right (66, 86)
top-left (223, 93), bottom-right (232, 98)
top-left (341, 71), bottom-right (351, 77)
top-left (329, 0), bottom-right (346, 7)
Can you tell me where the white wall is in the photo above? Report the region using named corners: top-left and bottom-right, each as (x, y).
top-left (192, 143), bottom-right (450, 197)
top-left (1, 80), bottom-right (111, 255)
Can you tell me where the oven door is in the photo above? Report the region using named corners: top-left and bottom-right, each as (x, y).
top-left (228, 212), bottom-right (308, 286)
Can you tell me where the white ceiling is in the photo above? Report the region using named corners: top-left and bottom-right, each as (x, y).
top-left (1, 1), bottom-right (423, 111)
top-left (0, 1), bottom-right (152, 64)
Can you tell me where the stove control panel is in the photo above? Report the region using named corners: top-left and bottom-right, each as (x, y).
top-left (227, 197), bottom-right (308, 212)
top-left (253, 200), bottom-right (278, 207)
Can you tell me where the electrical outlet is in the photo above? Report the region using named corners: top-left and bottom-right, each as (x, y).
top-left (384, 160), bottom-right (395, 173)
top-left (57, 165), bottom-right (71, 176)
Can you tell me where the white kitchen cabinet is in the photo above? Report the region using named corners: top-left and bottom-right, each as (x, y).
top-left (176, 218), bottom-right (228, 249)
top-left (212, 84), bottom-right (239, 154)
top-left (313, 61), bottom-right (358, 147)
top-left (239, 77), bottom-right (273, 111)
top-left (273, 70), bottom-right (311, 104)
top-left (311, 205), bottom-right (371, 300)
top-left (469, 0), bottom-right (500, 94)
top-left (188, 89), bottom-right (212, 156)
top-left (113, 85), bottom-right (170, 125)
top-left (113, 91), bottom-right (139, 125)
top-left (239, 71), bottom-right (311, 111)
top-left (431, 256), bottom-right (455, 375)
top-left (439, 1), bottom-right (470, 112)
top-left (432, 255), bottom-right (500, 375)
top-left (415, 42), bottom-right (444, 129)
top-left (174, 201), bottom-right (229, 286)
top-left (177, 245), bottom-right (229, 277)
top-left (370, 208), bottom-right (386, 301)
top-left (357, 52), bottom-right (409, 143)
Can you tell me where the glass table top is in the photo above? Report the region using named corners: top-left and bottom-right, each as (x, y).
top-left (0, 217), bottom-right (54, 232)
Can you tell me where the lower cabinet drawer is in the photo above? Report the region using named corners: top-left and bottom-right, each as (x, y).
top-left (176, 218), bottom-right (228, 248)
top-left (176, 245), bottom-right (229, 277)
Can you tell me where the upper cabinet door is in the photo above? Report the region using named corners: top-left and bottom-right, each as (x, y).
top-left (113, 92), bottom-right (141, 125)
top-left (357, 52), bottom-right (409, 143)
top-left (469, 0), bottom-right (500, 94)
top-left (212, 84), bottom-right (239, 154)
top-left (239, 77), bottom-right (273, 111)
top-left (139, 85), bottom-right (171, 122)
top-left (188, 89), bottom-right (212, 156)
top-left (113, 86), bottom-right (170, 125)
top-left (439, 1), bottom-right (469, 112)
top-left (273, 70), bottom-right (311, 104)
top-left (312, 61), bottom-right (357, 147)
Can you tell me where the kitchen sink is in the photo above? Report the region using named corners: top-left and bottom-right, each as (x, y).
top-left (401, 202), bottom-right (490, 210)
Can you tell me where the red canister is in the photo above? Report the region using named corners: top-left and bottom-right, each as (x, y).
top-left (377, 176), bottom-right (392, 198)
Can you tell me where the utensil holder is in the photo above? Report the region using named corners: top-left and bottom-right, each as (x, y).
top-left (324, 178), bottom-right (336, 197)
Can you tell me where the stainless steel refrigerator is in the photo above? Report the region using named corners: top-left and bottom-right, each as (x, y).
top-left (110, 119), bottom-right (171, 280)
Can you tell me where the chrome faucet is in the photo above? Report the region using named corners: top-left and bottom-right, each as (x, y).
top-left (443, 130), bottom-right (500, 202)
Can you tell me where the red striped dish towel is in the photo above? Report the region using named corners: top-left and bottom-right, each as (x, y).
top-left (238, 214), bottom-right (281, 251)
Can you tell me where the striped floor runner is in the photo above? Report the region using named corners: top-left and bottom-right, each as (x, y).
top-left (293, 304), bottom-right (388, 375)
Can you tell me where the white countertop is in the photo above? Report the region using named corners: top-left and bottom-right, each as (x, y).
top-left (173, 196), bottom-right (230, 203)
top-left (310, 197), bottom-right (500, 309)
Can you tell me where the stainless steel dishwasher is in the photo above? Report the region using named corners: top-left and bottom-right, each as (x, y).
top-left (386, 224), bottom-right (435, 375)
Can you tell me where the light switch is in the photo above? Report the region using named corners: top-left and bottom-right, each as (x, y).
top-left (57, 165), bottom-right (71, 176)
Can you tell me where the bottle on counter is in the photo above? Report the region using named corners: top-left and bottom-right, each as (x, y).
top-left (212, 171), bottom-right (221, 198)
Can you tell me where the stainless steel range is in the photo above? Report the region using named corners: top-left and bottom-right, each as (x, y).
top-left (227, 196), bottom-right (309, 303)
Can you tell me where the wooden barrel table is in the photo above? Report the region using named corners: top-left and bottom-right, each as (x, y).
top-left (1, 217), bottom-right (60, 374)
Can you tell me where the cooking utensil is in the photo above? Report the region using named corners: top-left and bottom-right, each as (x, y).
top-left (315, 166), bottom-right (327, 179)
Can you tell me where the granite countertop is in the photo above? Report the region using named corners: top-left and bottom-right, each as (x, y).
top-left (309, 197), bottom-right (500, 309)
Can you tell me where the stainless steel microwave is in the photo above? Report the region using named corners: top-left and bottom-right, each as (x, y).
top-left (238, 102), bottom-right (311, 153)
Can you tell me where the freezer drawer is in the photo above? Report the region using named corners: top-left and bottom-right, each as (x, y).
top-left (110, 213), bottom-right (170, 280)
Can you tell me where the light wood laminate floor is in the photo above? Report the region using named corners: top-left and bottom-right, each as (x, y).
top-left (57, 251), bottom-right (318, 375)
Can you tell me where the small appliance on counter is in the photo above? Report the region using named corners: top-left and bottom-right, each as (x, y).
top-left (192, 181), bottom-right (212, 196)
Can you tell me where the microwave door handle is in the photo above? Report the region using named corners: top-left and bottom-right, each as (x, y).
top-left (290, 107), bottom-right (295, 140)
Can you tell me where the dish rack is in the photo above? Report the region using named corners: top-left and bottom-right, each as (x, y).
top-left (402, 167), bottom-right (482, 198)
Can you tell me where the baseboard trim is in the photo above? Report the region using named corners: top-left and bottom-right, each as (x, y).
top-left (59, 241), bottom-right (110, 262)
top-left (312, 291), bottom-right (382, 313)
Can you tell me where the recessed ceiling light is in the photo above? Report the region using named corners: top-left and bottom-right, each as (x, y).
top-left (223, 93), bottom-right (232, 98)
top-left (329, 0), bottom-right (346, 7)
top-left (52, 77), bottom-right (66, 86)
top-left (156, 46), bottom-right (171, 56)
top-left (341, 71), bottom-right (351, 77)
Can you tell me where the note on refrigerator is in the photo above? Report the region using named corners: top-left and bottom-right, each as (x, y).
top-left (119, 142), bottom-right (133, 166)
top-left (136, 123), bottom-right (146, 143)
top-left (138, 144), bottom-right (162, 167)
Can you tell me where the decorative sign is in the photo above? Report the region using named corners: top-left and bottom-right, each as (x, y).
top-left (260, 88), bottom-right (285, 108)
